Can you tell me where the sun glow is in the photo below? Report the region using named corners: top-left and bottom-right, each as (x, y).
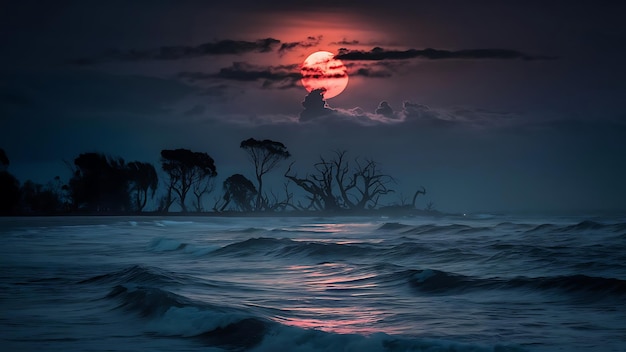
top-left (301, 51), bottom-right (349, 99)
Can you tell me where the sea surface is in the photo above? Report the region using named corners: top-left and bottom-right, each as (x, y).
top-left (1, 214), bottom-right (625, 352)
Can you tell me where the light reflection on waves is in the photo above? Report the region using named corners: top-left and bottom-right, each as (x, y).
top-left (241, 262), bottom-right (407, 335)
top-left (286, 263), bottom-right (379, 292)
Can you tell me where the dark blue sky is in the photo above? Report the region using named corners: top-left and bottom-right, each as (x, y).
top-left (1, 0), bottom-right (625, 213)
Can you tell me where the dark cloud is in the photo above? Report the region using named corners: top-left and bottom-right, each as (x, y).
top-left (67, 38), bottom-right (281, 65)
top-left (179, 62), bottom-right (301, 89)
top-left (336, 47), bottom-right (556, 61)
top-left (301, 66), bottom-right (348, 80)
top-left (298, 92), bottom-right (401, 126)
top-left (330, 39), bottom-right (361, 46)
top-left (401, 102), bottom-right (445, 122)
top-left (375, 101), bottom-right (394, 117)
top-left (279, 36), bottom-right (322, 54)
top-left (299, 89), bottom-right (335, 122)
top-left (329, 38), bottom-right (395, 47)
top-left (344, 61), bottom-right (404, 78)
top-left (354, 67), bottom-right (393, 78)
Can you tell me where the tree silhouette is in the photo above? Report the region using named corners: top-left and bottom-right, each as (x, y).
top-left (346, 158), bottom-right (395, 210)
top-left (285, 156), bottom-right (341, 211)
top-left (285, 150), bottom-right (394, 211)
top-left (160, 149), bottom-right (217, 212)
top-left (192, 174), bottom-right (215, 212)
top-left (240, 138), bottom-right (290, 211)
top-left (0, 149), bottom-right (20, 215)
top-left (68, 153), bottom-right (130, 212)
top-left (0, 171), bottom-right (20, 215)
top-left (220, 174), bottom-right (257, 212)
top-left (20, 179), bottom-right (64, 214)
top-left (127, 161), bottom-right (158, 212)
top-left (0, 148), bottom-right (9, 171)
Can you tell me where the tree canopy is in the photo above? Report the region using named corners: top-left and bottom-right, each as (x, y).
top-left (160, 148), bottom-right (217, 212)
top-left (68, 153), bottom-right (130, 211)
top-left (127, 161), bottom-right (158, 212)
top-left (220, 174), bottom-right (257, 212)
top-left (240, 138), bottom-right (290, 211)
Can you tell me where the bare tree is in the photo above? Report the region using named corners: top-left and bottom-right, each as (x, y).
top-left (411, 186), bottom-right (426, 209)
top-left (263, 181), bottom-right (298, 212)
top-left (285, 150), bottom-right (395, 212)
top-left (349, 158), bottom-right (395, 210)
top-left (285, 158), bottom-right (340, 211)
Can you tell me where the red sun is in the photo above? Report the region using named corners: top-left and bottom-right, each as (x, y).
top-left (300, 51), bottom-right (349, 99)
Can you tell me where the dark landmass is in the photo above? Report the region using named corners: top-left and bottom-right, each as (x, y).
top-left (1, 207), bottom-right (447, 219)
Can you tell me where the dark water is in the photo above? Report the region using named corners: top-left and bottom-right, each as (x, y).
top-left (1, 215), bottom-right (625, 351)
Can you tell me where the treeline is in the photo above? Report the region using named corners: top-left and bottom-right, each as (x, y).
top-left (0, 139), bottom-right (431, 216)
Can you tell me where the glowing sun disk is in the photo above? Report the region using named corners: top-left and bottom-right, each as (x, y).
top-left (301, 51), bottom-right (349, 99)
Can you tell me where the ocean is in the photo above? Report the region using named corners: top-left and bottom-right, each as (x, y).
top-left (1, 214), bottom-right (625, 352)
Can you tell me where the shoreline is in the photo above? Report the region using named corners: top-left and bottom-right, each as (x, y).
top-left (1, 208), bottom-right (450, 218)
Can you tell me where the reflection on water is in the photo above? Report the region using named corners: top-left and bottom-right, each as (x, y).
top-left (265, 263), bottom-right (401, 335)
top-left (274, 305), bottom-right (392, 335)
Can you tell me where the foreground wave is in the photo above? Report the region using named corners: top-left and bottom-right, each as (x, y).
top-left (100, 272), bottom-right (525, 351)
top-left (2, 215), bottom-right (625, 351)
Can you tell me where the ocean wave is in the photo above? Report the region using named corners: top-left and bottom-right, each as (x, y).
top-left (377, 222), bottom-right (413, 231)
top-left (78, 265), bottom-right (189, 286)
top-left (406, 268), bottom-right (626, 299)
top-left (559, 220), bottom-right (606, 232)
top-left (398, 224), bottom-right (488, 236)
top-left (105, 285), bottom-right (525, 352)
top-left (247, 325), bottom-right (526, 352)
top-left (277, 241), bottom-right (375, 258)
top-left (212, 237), bottom-right (293, 256)
top-left (525, 220), bottom-right (626, 234)
top-left (212, 237), bottom-right (375, 259)
top-left (106, 284), bottom-right (191, 317)
top-left (383, 220), bottom-right (626, 237)
top-left (210, 236), bottom-right (489, 263)
top-left (149, 237), bottom-right (188, 252)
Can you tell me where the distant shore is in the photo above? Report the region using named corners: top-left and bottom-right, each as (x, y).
top-left (1, 208), bottom-right (449, 218)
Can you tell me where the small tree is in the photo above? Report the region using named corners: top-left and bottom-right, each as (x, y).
top-left (160, 149), bottom-right (217, 212)
top-left (240, 138), bottom-right (290, 211)
top-left (192, 176), bottom-right (215, 212)
top-left (220, 174), bottom-right (257, 212)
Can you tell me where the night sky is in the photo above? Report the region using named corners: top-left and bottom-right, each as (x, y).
top-left (2, 0), bottom-right (625, 214)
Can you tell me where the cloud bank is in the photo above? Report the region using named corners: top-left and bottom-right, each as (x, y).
top-left (335, 47), bottom-right (556, 61)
